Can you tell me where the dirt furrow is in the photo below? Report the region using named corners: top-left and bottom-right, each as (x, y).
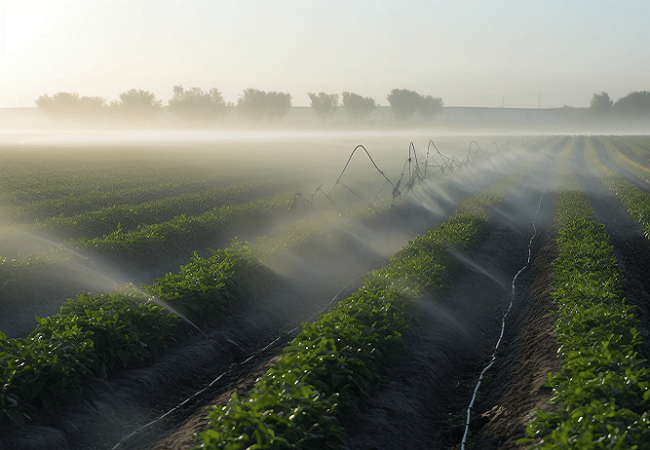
top-left (573, 138), bottom-right (650, 360)
top-left (341, 147), bottom-right (563, 449)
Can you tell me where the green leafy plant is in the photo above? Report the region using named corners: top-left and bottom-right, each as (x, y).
top-left (196, 190), bottom-right (496, 449)
top-left (520, 190), bottom-right (650, 449)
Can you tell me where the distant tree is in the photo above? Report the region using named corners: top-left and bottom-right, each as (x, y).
top-left (237, 88), bottom-right (267, 121)
top-left (307, 92), bottom-right (339, 121)
top-left (341, 92), bottom-right (376, 120)
top-left (110, 89), bottom-right (162, 121)
top-left (35, 92), bottom-right (108, 121)
top-left (168, 85), bottom-right (232, 124)
top-left (418, 95), bottom-right (444, 118)
top-left (614, 90), bottom-right (650, 117)
top-left (387, 89), bottom-right (443, 121)
top-left (237, 88), bottom-right (292, 121)
top-left (387, 89), bottom-right (421, 121)
top-left (35, 92), bottom-right (81, 116)
top-left (78, 96), bottom-right (108, 120)
top-left (265, 91), bottom-right (292, 120)
top-left (589, 92), bottom-right (613, 116)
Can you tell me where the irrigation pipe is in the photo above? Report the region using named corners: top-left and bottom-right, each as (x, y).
top-left (112, 138), bottom-right (502, 449)
top-left (110, 270), bottom-right (372, 450)
top-left (330, 144), bottom-right (395, 196)
top-left (460, 181), bottom-right (548, 450)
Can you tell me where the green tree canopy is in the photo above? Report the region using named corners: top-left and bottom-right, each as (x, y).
top-left (307, 92), bottom-right (338, 121)
top-left (589, 92), bottom-right (613, 116)
top-left (35, 92), bottom-right (109, 122)
top-left (168, 86), bottom-right (231, 124)
top-left (614, 90), bottom-right (650, 117)
top-left (418, 95), bottom-right (444, 117)
top-left (110, 89), bottom-right (162, 120)
top-left (341, 92), bottom-right (376, 120)
top-left (265, 91), bottom-right (292, 120)
top-left (236, 88), bottom-right (292, 121)
top-left (386, 89), bottom-right (420, 121)
top-left (386, 89), bottom-right (443, 121)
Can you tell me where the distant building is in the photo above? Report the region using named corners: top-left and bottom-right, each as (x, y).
top-left (441, 107), bottom-right (555, 124)
top-left (1, 105), bottom-right (556, 129)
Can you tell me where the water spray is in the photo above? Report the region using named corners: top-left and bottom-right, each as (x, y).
top-left (147, 296), bottom-right (204, 334)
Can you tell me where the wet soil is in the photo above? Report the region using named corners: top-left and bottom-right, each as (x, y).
top-left (0, 139), bottom-right (569, 450)
top-left (134, 137), bottom-right (650, 450)
top-left (574, 138), bottom-right (650, 360)
top-left (340, 150), bottom-right (562, 449)
top-left (0, 171), bottom-right (483, 450)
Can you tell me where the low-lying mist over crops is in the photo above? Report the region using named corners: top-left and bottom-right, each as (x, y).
top-left (2, 123), bottom-right (650, 450)
top-left (2, 1), bottom-right (650, 448)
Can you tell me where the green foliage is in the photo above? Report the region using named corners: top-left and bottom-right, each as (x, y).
top-left (602, 176), bottom-right (650, 239)
top-left (307, 92), bottom-right (339, 121)
top-left (341, 92), bottom-right (376, 120)
top-left (109, 89), bottom-right (162, 121)
top-left (386, 89), bottom-right (443, 121)
top-left (71, 193), bottom-right (293, 264)
top-left (35, 183), bottom-right (270, 239)
top-left (0, 291), bottom-right (183, 426)
top-left (589, 92), bottom-right (613, 116)
top-left (143, 241), bottom-right (273, 320)
top-left (0, 253), bottom-right (53, 273)
top-left (614, 90), bottom-right (650, 117)
top-left (168, 85), bottom-right (232, 124)
top-left (521, 190), bottom-right (650, 449)
top-left (7, 171), bottom-right (230, 220)
top-left (197, 193), bottom-right (493, 449)
top-left (237, 89), bottom-right (292, 121)
top-left (35, 92), bottom-right (106, 119)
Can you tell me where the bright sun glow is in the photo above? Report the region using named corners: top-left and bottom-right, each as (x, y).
top-left (0, 1), bottom-right (49, 60)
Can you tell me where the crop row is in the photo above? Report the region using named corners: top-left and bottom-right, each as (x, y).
top-left (0, 140), bottom-right (528, 433)
top-left (596, 137), bottom-right (650, 186)
top-left (70, 193), bottom-right (294, 265)
top-left (1, 168), bottom-right (226, 218)
top-left (0, 243), bottom-right (271, 426)
top-left (195, 193), bottom-right (497, 449)
top-left (33, 182), bottom-right (278, 239)
top-left (0, 291), bottom-right (184, 426)
top-left (520, 189), bottom-right (650, 449)
top-left (606, 136), bottom-right (650, 166)
top-left (586, 139), bottom-right (650, 239)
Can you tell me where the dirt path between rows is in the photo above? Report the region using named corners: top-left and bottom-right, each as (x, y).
top-left (131, 137), bottom-right (650, 450)
top-left (138, 144), bottom-right (565, 450)
top-left (1, 142), bottom-right (558, 450)
top-left (338, 149), bottom-right (564, 449)
top-left (574, 138), bottom-right (650, 360)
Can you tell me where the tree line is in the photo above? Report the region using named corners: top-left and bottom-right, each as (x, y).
top-left (589, 91), bottom-right (650, 118)
top-left (34, 87), bottom-right (443, 124)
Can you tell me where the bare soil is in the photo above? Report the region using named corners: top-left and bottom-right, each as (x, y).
top-left (9, 137), bottom-right (650, 450)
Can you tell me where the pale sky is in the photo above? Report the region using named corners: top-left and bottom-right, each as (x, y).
top-left (0, 0), bottom-right (648, 109)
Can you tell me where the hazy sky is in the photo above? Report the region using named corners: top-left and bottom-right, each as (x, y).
top-left (0, 0), bottom-right (648, 109)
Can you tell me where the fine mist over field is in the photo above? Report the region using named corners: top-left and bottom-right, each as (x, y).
top-left (3, 130), bottom-right (650, 450)
top-left (0, 129), bottom-right (527, 339)
top-left (0, 130), bottom-right (557, 450)
top-left (1, 1), bottom-right (648, 447)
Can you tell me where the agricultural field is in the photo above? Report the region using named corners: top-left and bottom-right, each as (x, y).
top-left (1, 131), bottom-right (650, 450)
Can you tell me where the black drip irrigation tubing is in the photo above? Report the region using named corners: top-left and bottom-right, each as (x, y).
top-left (110, 138), bottom-right (505, 449)
top-left (460, 179), bottom-right (548, 450)
top-left (110, 270), bottom-right (373, 450)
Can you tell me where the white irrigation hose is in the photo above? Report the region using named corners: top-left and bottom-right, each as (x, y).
top-left (460, 186), bottom-right (546, 450)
